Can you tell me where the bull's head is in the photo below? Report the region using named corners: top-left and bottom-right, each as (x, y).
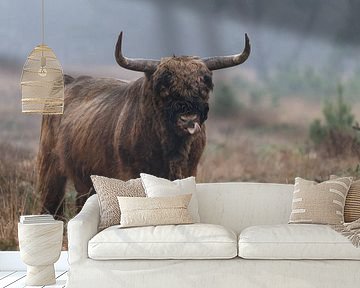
top-left (115, 31), bottom-right (250, 136)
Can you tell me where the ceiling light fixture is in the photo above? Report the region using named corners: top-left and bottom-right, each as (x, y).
top-left (21, 0), bottom-right (64, 114)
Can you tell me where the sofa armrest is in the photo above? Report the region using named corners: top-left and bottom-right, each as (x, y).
top-left (67, 194), bottom-right (100, 264)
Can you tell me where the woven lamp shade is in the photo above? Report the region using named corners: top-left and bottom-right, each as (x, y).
top-left (21, 44), bottom-right (64, 114)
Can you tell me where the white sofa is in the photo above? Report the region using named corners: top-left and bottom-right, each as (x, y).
top-left (66, 182), bottom-right (360, 288)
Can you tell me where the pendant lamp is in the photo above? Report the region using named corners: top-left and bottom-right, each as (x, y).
top-left (21, 0), bottom-right (64, 114)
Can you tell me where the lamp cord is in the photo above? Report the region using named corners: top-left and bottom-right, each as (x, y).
top-left (41, 0), bottom-right (44, 46)
top-left (41, 0), bottom-right (45, 60)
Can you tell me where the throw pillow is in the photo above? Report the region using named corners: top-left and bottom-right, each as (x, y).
top-left (140, 173), bottom-right (200, 222)
top-left (345, 180), bottom-right (360, 222)
top-left (117, 194), bottom-right (194, 228)
top-left (330, 175), bottom-right (360, 223)
top-left (91, 175), bottom-right (146, 229)
top-left (289, 177), bottom-right (352, 225)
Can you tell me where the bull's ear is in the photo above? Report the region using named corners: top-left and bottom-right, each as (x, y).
top-left (153, 70), bottom-right (172, 97)
top-left (145, 71), bottom-right (154, 80)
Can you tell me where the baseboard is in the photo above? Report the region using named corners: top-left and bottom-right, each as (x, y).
top-left (0, 251), bottom-right (69, 270)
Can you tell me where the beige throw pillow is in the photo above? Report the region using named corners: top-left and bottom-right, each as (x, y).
top-left (91, 175), bottom-right (146, 229)
top-left (140, 173), bottom-right (200, 222)
top-left (330, 175), bottom-right (360, 222)
top-left (117, 194), bottom-right (193, 228)
top-left (345, 180), bottom-right (360, 222)
top-left (289, 177), bottom-right (352, 225)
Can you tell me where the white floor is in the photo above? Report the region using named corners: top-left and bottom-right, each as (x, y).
top-left (0, 251), bottom-right (69, 288)
top-left (0, 271), bottom-right (67, 288)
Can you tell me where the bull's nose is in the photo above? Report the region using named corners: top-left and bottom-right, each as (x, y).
top-left (178, 114), bottom-right (201, 134)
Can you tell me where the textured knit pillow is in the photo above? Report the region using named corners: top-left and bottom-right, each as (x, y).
top-left (330, 175), bottom-right (360, 223)
top-left (117, 194), bottom-right (193, 228)
top-left (289, 177), bottom-right (352, 225)
top-left (91, 175), bottom-right (146, 229)
top-left (140, 173), bottom-right (200, 222)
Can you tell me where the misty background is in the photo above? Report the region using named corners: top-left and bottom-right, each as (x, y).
top-left (1, 0), bottom-right (360, 78)
top-left (1, 0), bottom-right (360, 177)
top-left (1, 0), bottom-right (360, 152)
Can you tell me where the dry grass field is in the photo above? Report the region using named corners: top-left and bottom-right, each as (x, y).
top-left (1, 67), bottom-right (360, 250)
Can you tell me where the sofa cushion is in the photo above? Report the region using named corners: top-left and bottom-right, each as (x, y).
top-left (88, 223), bottom-right (237, 260)
top-left (238, 224), bottom-right (360, 260)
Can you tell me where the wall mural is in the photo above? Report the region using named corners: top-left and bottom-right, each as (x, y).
top-left (1, 0), bottom-right (360, 250)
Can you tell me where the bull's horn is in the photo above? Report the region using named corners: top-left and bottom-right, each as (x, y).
top-left (115, 31), bottom-right (160, 73)
top-left (203, 34), bottom-right (250, 71)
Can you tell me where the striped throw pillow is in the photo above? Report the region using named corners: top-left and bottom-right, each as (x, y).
top-left (289, 177), bottom-right (352, 225)
top-left (345, 180), bottom-right (360, 222)
top-left (330, 176), bottom-right (360, 223)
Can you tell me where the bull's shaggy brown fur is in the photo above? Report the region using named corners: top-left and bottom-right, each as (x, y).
top-left (37, 31), bottom-right (250, 216)
top-left (37, 57), bottom-right (212, 216)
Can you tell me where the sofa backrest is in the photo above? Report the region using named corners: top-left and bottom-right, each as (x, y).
top-left (196, 182), bottom-right (293, 233)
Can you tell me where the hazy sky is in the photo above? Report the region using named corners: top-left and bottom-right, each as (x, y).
top-left (1, 0), bottom-right (359, 75)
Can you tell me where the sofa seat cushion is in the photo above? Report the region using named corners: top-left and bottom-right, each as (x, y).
top-left (238, 224), bottom-right (360, 260)
top-left (88, 223), bottom-right (237, 260)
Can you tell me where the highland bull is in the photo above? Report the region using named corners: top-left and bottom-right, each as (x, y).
top-left (37, 32), bottom-right (250, 216)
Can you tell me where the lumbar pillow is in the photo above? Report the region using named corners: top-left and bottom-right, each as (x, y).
top-left (117, 194), bottom-right (193, 228)
top-left (91, 175), bottom-right (146, 229)
top-left (330, 175), bottom-right (360, 223)
top-left (289, 177), bottom-right (352, 225)
top-left (140, 173), bottom-right (200, 222)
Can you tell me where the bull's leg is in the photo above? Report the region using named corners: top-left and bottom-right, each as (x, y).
top-left (37, 160), bottom-right (67, 218)
top-left (42, 176), bottom-right (67, 218)
top-left (36, 115), bottom-right (66, 218)
top-left (73, 177), bottom-right (93, 212)
top-left (168, 159), bottom-right (184, 180)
